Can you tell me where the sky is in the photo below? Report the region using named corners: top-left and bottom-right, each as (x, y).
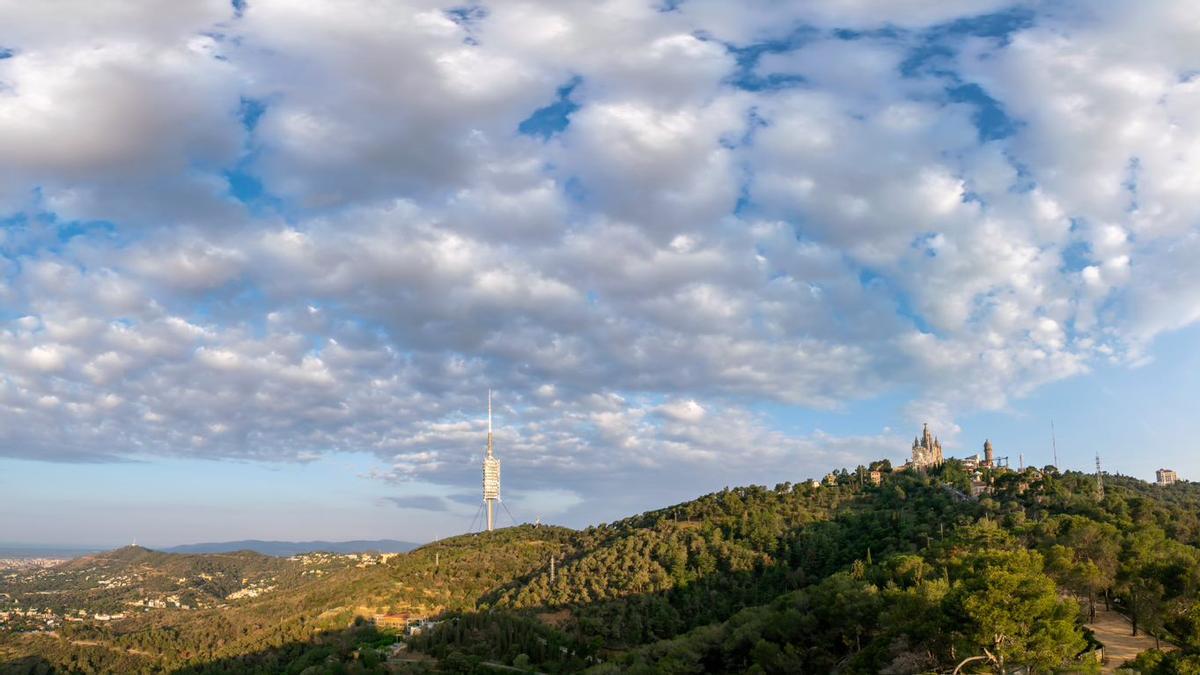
top-left (2, 0), bottom-right (1200, 547)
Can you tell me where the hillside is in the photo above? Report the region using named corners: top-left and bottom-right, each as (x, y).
top-left (159, 540), bottom-right (421, 557)
top-left (2, 546), bottom-right (301, 615)
top-left (2, 464), bottom-right (1200, 673)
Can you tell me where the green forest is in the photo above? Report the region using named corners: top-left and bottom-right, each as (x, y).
top-left (4, 462), bottom-right (1200, 673)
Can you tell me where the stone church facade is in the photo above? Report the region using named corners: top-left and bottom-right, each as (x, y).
top-left (911, 423), bottom-right (944, 469)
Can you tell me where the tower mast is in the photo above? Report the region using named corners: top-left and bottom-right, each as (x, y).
top-left (1051, 419), bottom-right (1058, 469)
top-left (482, 390), bottom-right (501, 531)
top-left (487, 390), bottom-right (493, 532)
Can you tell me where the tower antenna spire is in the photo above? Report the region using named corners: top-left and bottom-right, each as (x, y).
top-left (1051, 419), bottom-right (1058, 469)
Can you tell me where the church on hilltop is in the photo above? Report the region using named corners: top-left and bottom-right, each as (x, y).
top-left (910, 423), bottom-right (944, 469)
top-left (812, 424), bottom-right (1014, 496)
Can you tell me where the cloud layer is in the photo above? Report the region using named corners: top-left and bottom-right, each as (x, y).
top-left (3, 1), bottom-right (1200, 508)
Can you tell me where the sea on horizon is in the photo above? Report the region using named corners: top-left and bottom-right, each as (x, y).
top-left (0, 544), bottom-right (104, 560)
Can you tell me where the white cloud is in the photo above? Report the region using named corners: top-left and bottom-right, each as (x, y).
top-left (0, 7), bottom-right (244, 223)
top-left (2, 0), bottom-right (1200, 505)
top-left (677, 0), bottom-right (1018, 42)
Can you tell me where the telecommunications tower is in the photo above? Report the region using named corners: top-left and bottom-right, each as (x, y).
top-left (482, 390), bottom-right (501, 531)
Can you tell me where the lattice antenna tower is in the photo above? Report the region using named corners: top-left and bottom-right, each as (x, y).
top-left (482, 390), bottom-right (502, 531)
top-left (1095, 453), bottom-right (1105, 501)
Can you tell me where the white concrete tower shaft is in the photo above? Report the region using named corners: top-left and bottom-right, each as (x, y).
top-left (487, 390), bottom-right (493, 532)
top-left (482, 389), bottom-right (501, 531)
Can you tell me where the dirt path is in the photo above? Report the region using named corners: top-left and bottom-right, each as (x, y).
top-left (480, 661), bottom-right (547, 675)
top-left (69, 638), bottom-right (158, 658)
top-left (1087, 606), bottom-right (1174, 673)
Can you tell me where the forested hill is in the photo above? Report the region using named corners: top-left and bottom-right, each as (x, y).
top-left (418, 465), bottom-right (1200, 674)
top-left (3, 463), bottom-right (1200, 673)
top-left (159, 540), bottom-right (420, 556)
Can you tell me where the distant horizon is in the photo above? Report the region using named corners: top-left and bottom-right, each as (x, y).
top-left (0, 537), bottom-right (424, 558)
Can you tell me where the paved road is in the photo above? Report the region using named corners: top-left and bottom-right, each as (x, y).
top-left (1087, 606), bottom-right (1174, 673)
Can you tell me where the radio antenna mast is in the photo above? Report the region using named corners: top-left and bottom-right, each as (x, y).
top-left (1051, 419), bottom-right (1059, 469)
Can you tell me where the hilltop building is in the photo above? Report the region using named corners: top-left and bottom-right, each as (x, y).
top-left (1157, 468), bottom-right (1179, 486)
top-left (963, 439), bottom-right (1008, 470)
top-left (909, 423), bottom-right (944, 469)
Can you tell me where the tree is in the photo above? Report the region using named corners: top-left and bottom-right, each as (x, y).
top-left (1059, 517), bottom-right (1119, 615)
top-left (947, 549), bottom-right (1085, 672)
top-left (1127, 578), bottom-right (1165, 645)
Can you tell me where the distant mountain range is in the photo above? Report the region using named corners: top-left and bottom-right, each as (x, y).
top-left (157, 539), bottom-right (420, 556)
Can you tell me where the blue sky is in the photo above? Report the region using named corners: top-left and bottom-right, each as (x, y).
top-left (3, 0), bottom-right (1200, 546)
